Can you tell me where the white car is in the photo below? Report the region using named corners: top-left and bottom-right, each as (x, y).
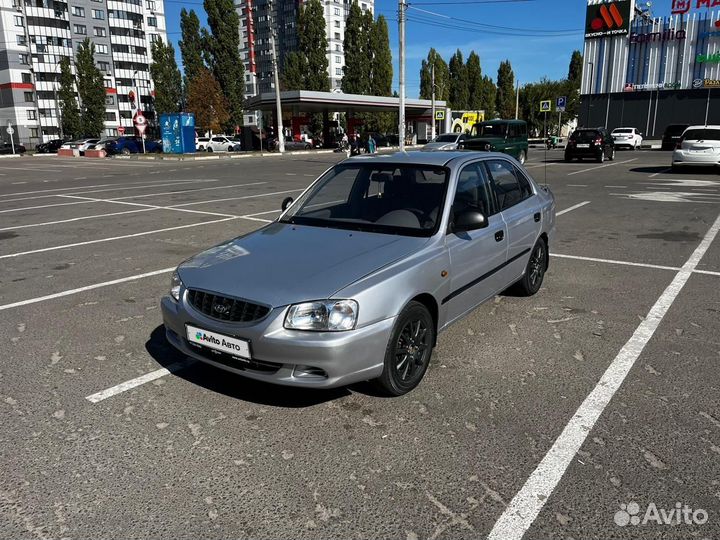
top-left (61, 138), bottom-right (100, 155)
top-left (198, 135), bottom-right (238, 152)
top-left (672, 125), bottom-right (720, 170)
top-left (423, 133), bottom-right (468, 151)
top-left (611, 127), bottom-right (642, 149)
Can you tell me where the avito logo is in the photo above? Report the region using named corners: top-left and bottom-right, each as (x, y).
top-left (591, 3), bottom-right (624, 32)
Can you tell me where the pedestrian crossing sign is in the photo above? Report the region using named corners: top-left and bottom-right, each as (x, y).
top-left (540, 100), bottom-right (551, 112)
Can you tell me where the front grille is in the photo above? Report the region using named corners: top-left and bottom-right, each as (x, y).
top-left (187, 289), bottom-right (271, 323)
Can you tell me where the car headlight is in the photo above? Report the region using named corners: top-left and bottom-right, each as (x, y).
top-left (284, 300), bottom-right (358, 331)
top-left (170, 270), bottom-right (183, 301)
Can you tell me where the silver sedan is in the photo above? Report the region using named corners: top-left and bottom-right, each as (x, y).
top-left (161, 151), bottom-right (556, 395)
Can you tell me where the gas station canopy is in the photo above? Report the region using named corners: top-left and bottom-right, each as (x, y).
top-left (245, 90), bottom-right (446, 115)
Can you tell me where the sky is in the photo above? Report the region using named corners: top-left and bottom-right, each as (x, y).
top-left (162, 0), bottom-right (677, 98)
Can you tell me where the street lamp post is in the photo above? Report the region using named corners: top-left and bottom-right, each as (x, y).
top-left (132, 69), bottom-right (146, 154)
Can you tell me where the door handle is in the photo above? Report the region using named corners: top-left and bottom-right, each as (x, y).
top-left (494, 230), bottom-right (504, 242)
top-left (534, 212), bottom-right (541, 222)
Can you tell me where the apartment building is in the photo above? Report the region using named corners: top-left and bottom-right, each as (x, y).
top-left (237, 0), bottom-right (374, 125)
top-left (0, 0), bottom-right (167, 144)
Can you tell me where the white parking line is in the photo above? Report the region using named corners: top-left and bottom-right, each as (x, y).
top-left (488, 211), bottom-right (720, 540)
top-left (0, 267), bottom-right (174, 312)
top-left (551, 253), bottom-right (720, 277)
top-left (566, 184), bottom-right (588, 187)
top-left (0, 199), bottom-right (98, 214)
top-left (168, 188), bottom-right (303, 208)
top-left (0, 178), bottom-right (204, 199)
top-left (0, 208), bottom-right (156, 231)
top-left (0, 166), bottom-right (62, 173)
top-left (556, 201), bottom-right (590, 216)
top-left (566, 158), bottom-right (637, 176)
top-left (103, 181), bottom-right (267, 201)
top-left (649, 167), bottom-right (671, 178)
top-left (85, 360), bottom-right (194, 403)
top-left (59, 195), bottom-right (242, 219)
top-left (0, 217), bottom-right (237, 260)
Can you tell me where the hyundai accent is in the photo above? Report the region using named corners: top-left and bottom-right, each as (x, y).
top-left (161, 151), bottom-right (556, 395)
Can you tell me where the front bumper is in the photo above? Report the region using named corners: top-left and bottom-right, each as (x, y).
top-left (672, 150), bottom-right (720, 166)
top-left (160, 294), bottom-right (394, 388)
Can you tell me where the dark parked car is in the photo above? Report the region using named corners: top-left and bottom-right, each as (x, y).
top-left (460, 119), bottom-right (529, 164)
top-left (564, 128), bottom-right (615, 163)
top-left (0, 142), bottom-right (26, 154)
top-left (106, 136), bottom-right (162, 155)
top-left (35, 138), bottom-right (65, 153)
top-left (661, 123), bottom-right (690, 151)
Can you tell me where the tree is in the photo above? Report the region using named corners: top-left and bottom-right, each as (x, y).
top-left (480, 76), bottom-right (497, 118)
top-left (58, 56), bottom-right (81, 139)
top-left (496, 59), bottom-right (515, 119)
top-left (466, 51), bottom-right (482, 110)
top-left (369, 15), bottom-right (392, 96)
top-left (342, 1), bottom-right (369, 94)
top-left (75, 39), bottom-right (105, 137)
top-left (150, 38), bottom-right (182, 115)
top-left (568, 50), bottom-right (583, 87)
top-left (298, 0), bottom-right (329, 91)
top-left (186, 67), bottom-right (229, 133)
top-left (419, 48), bottom-right (449, 102)
top-left (281, 52), bottom-right (307, 91)
top-left (448, 49), bottom-right (469, 109)
top-left (179, 9), bottom-right (204, 83)
top-left (204, 0), bottom-right (244, 127)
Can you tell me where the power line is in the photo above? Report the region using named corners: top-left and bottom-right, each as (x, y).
top-left (406, 14), bottom-right (580, 37)
top-left (409, 0), bottom-right (533, 4)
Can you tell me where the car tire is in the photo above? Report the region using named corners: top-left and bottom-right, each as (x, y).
top-left (207, 147), bottom-right (213, 152)
top-left (564, 154), bottom-right (572, 162)
top-left (515, 237), bottom-right (548, 297)
top-left (609, 148), bottom-right (615, 161)
top-left (374, 301), bottom-right (435, 396)
top-left (121, 147), bottom-right (131, 156)
top-left (518, 150), bottom-right (527, 165)
top-left (596, 150), bottom-right (605, 163)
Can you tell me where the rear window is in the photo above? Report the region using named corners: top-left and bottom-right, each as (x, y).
top-left (435, 134), bottom-right (458, 142)
top-left (570, 130), bottom-right (600, 142)
top-left (613, 129), bottom-right (632, 134)
top-left (471, 123), bottom-right (507, 137)
top-left (682, 129), bottom-right (720, 141)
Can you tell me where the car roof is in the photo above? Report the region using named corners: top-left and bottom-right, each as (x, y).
top-left (684, 125), bottom-right (720, 130)
top-left (480, 119), bottom-right (526, 124)
top-left (612, 127), bottom-right (635, 130)
top-left (346, 150), bottom-right (515, 168)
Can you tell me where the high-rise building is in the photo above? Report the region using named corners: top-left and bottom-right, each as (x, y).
top-left (237, 0), bottom-right (374, 125)
top-left (0, 0), bottom-right (167, 144)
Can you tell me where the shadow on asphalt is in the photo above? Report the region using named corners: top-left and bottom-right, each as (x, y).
top-left (629, 165), bottom-right (674, 174)
top-left (144, 325), bottom-right (386, 407)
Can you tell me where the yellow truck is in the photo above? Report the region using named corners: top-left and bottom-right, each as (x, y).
top-left (450, 110), bottom-right (485, 133)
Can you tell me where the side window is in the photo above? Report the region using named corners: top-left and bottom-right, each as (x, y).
top-left (485, 160), bottom-right (527, 211)
top-left (508, 123), bottom-right (519, 138)
top-left (512, 165), bottom-right (534, 198)
top-left (451, 163), bottom-right (493, 219)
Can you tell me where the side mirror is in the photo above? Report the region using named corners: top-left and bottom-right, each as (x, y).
top-left (453, 209), bottom-right (488, 232)
top-left (281, 197), bottom-right (294, 211)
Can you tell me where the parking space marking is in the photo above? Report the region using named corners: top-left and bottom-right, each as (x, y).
top-left (0, 217), bottom-right (237, 260)
top-left (0, 267), bottom-right (174, 312)
top-left (102, 181), bottom-right (267, 201)
top-left (488, 211), bottom-right (720, 540)
top-left (0, 178), bottom-right (202, 199)
top-left (604, 185), bottom-right (627, 188)
top-left (0, 208), bottom-right (156, 232)
top-left (0, 199), bottom-right (98, 214)
top-left (649, 167), bottom-right (671, 177)
top-left (168, 188), bottom-right (304, 208)
top-left (85, 360), bottom-right (195, 403)
top-left (556, 201), bottom-right (590, 215)
top-left (566, 158), bottom-right (637, 176)
top-left (0, 167), bottom-right (62, 173)
top-left (551, 253), bottom-right (720, 277)
top-left (566, 184), bottom-right (588, 187)
top-left (59, 195), bottom-right (242, 219)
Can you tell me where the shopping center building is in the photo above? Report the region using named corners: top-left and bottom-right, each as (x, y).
top-left (581, 0), bottom-right (720, 137)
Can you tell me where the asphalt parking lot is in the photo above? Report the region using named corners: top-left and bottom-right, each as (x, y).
top-left (1, 149), bottom-right (719, 540)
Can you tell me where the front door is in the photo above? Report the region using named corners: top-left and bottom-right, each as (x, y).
top-left (444, 162), bottom-right (508, 325)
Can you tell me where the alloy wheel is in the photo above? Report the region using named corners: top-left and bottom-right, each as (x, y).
top-left (394, 319), bottom-right (430, 383)
top-left (528, 243), bottom-right (545, 287)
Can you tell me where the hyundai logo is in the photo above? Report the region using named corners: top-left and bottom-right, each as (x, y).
top-left (213, 303), bottom-right (230, 314)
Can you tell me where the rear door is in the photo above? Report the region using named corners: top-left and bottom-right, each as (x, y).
top-left (444, 161), bottom-right (508, 324)
top-left (484, 159), bottom-right (540, 287)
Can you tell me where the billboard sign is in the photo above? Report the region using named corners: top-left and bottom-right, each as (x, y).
top-left (585, 0), bottom-right (631, 38)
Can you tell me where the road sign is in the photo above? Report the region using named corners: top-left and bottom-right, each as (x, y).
top-left (540, 100), bottom-right (552, 113)
top-left (556, 96), bottom-right (567, 113)
top-left (134, 112), bottom-right (147, 127)
top-left (117, 126), bottom-right (125, 135)
top-left (136, 123), bottom-right (147, 135)
top-left (435, 110), bottom-right (446, 120)
top-left (6, 126), bottom-right (14, 135)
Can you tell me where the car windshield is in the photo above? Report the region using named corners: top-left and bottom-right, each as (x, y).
top-left (280, 163), bottom-right (449, 237)
top-left (471, 123), bottom-right (507, 137)
top-left (571, 130), bottom-right (600, 142)
top-left (613, 129), bottom-right (632, 133)
top-left (434, 134), bottom-right (458, 142)
top-left (682, 128), bottom-right (720, 141)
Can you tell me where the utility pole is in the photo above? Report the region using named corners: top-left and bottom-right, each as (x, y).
top-left (398, 0), bottom-right (407, 151)
top-left (431, 63), bottom-right (436, 141)
top-left (515, 80), bottom-right (519, 119)
top-left (132, 70), bottom-right (146, 154)
top-left (268, 0), bottom-right (285, 153)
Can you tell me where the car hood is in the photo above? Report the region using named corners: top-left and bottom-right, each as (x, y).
top-left (177, 222), bottom-right (430, 307)
top-left (464, 136), bottom-right (506, 148)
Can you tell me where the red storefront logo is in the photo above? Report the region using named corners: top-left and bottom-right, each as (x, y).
top-left (590, 3), bottom-right (625, 31)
